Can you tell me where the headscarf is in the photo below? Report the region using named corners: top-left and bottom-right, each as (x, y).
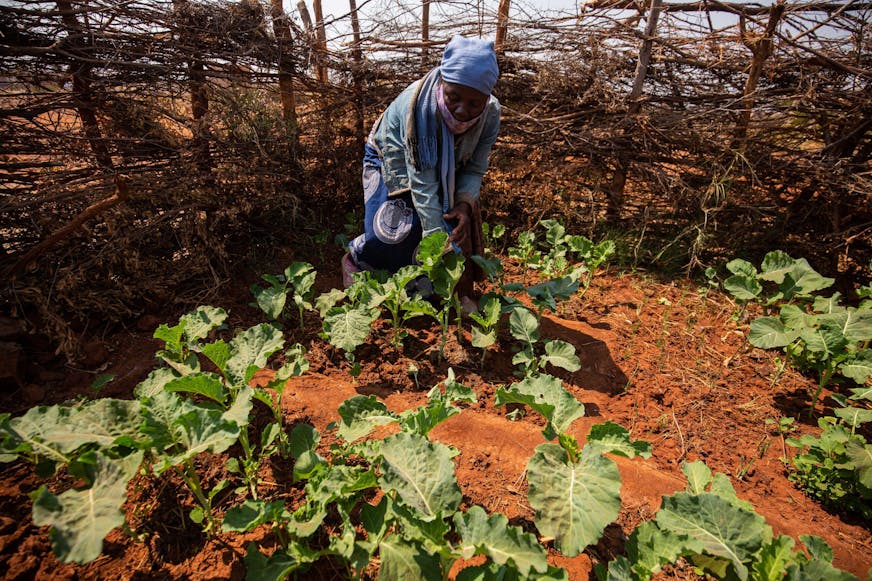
top-left (439, 35), bottom-right (499, 97)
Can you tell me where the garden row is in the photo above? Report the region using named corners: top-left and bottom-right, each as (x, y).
top-left (1, 222), bottom-right (869, 580)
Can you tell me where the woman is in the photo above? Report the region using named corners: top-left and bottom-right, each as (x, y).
top-left (343, 35), bottom-right (501, 307)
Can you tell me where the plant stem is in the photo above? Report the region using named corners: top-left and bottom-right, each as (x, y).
top-left (178, 461), bottom-right (215, 533)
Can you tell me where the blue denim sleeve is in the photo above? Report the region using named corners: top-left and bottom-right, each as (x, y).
top-left (409, 165), bottom-right (446, 237)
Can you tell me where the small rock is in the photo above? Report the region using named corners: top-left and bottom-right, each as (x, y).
top-left (22, 383), bottom-right (45, 403)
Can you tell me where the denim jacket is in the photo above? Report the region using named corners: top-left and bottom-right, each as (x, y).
top-left (366, 72), bottom-right (501, 237)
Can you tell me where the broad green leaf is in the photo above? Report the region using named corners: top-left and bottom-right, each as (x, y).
top-left (626, 520), bottom-right (700, 579)
top-left (42, 399), bottom-right (141, 454)
top-left (31, 451), bottom-right (143, 563)
top-left (542, 340), bottom-right (581, 373)
top-left (306, 464), bottom-right (377, 507)
top-left (758, 251), bottom-right (795, 283)
top-left (322, 304), bottom-right (378, 355)
top-left (682, 461), bottom-right (713, 494)
top-left (134, 367), bottom-right (180, 399)
top-left (726, 258), bottom-right (758, 278)
top-left (777, 259), bottom-right (834, 299)
top-left (780, 304), bottom-right (810, 331)
top-left (799, 535), bottom-right (834, 563)
top-left (786, 559), bottom-right (858, 581)
top-left (526, 443), bottom-right (622, 556)
top-left (336, 395), bottom-right (398, 442)
top-left (142, 392), bottom-right (239, 471)
top-left (252, 284), bottom-right (288, 320)
top-left (222, 385), bottom-right (253, 427)
top-left (378, 536), bottom-right (441, 581)
top-left (724, 275), bottom-right (762, 301)
top-left (587, 422), bottom-right (652, 459)
top-left (153, 321), bottom-right (185, 353)
top-left (314, 288), bottom-right (346, 317)
top-left (471, 327), bottom-right (497, 349)
top-left (813, 293), bottom-right (845, 315)
top-left (849, 385), bottom-right (872, 402)
top-left (749, 317), bottom-right (800, 349)
top-left (840, 350), bottom-right (872, 385)
top-left (526, 276), bottom-right (579, 302)
top-left (243, 542), bottom-right (320, 581)
top-left (437, 368), bottom-right (478, 404)
top-left (457, 563), bottom-right (569, 581)
top-left (164, 372), bottom-right (227, 404)
top-left (495, 374), bottom-right (584, 440)
top-left (378, 432), bottom-right (461, 520)
top-left (289, 424), bottom-right (320, 459)
top-left (383, 495), bottom-right (451, 555)
top-left (399, 399), bottom-right (458, 436)
top-left (655, 492), bottom-right (772, 581)
top-left (453, 505), bottom-right (548, 575)
top-left (845, 441), bottom-right (872, 488)
top-left (225, 324), bottom-right (285, 386)
top-left (416, 231), bottom-right (450, 269)
top-left (222, 499), bottom-right (288, 532)
top-left (753, 535), bottom-right (797, 581)
top-left (179, 306), bottom-right (227, 344)
top-left (201, 340), bottom-right (231, 373)
top-left (834, 406), bottom-right (872, 427)
top-left (508, 308), bottom-right (539, 345)
top-left (471, 255), bottom-right (504, 282)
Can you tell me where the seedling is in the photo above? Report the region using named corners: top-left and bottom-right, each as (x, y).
top-left (251, 262), bottom-right (317, 329)
top-left (416, 231), bottom-right (466, 360)
top-left (507, 307), bottom-right (580, 378)
top-left (469, 294), bottom-right (502, 366)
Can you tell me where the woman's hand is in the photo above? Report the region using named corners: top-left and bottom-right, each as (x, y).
top-left (444, 201), bottom-right (472, 247)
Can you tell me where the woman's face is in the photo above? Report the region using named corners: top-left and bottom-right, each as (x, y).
top-left (441, 81), bottom-right (488, 122)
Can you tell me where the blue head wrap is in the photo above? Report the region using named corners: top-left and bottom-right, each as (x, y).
top-left (440, 35), bottom-right (499, 96)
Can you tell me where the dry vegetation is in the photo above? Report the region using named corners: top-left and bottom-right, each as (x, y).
top-left (1, 0), bottom-right (870, 358)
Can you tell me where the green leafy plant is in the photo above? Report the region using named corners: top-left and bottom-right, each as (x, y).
top-left (236, 373), bottom-right (567, 580)
top-left (724, 251), bottom-right (872, 412)
top-left (468, 294), bottom-right (502, 365)
top-left (495, 374), bottom-right (650, 557)
top-left (481, 221), bottom-right (506, 255)
top-left (417, 231), bottom-right (466, 359)
top-left (508, 229), bottom-right (541, 279)
top-left (597, 461), bottom-right (860, 581)
top-left (507, 307), bottom-right (581, 378)
top-left (785, 388), bottom-right (872, 519)
top-left (0, 400), bottom-right (145, 563)
top-left (251, 262), bottom-right (317, 329)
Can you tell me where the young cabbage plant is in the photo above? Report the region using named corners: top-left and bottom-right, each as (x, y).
top-left (525, 274), bottom-right (579, 322)
top-left (250, 344), bottom-right (310, 459)
top-left (596, 461), bottom-right (859, 581)
top-left (250, 262), bottom-right (317, 329)
top-left (0, 399), bottom-right (145, 564)
top-left (508, 307), bottom-right (580, 378)
top-left (417, 231), bottom-right (466, 360)
top-left (321, 301), bottom-right (380, 378)
top-left (370, 265), bottom-right (437, 348)
top-left (469, 294), bottom-right (502, 366)
top-left (481, 220), bottom-right (506, 256)
top-left (508, 230), bottom-right (541, 281)
top-left (495, 374), bottom-right (650, 558)
top-left (151, 317), bottom-right (286, 500)
top-left (724, 251), bottom-right (871, 413)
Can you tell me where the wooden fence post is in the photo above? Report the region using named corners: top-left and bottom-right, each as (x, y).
top-left (735, 0), bottom-right (786, 140)
top-left (313, 0), bottom-right (329, 83)
top-left (422, 0), bottom-right (430, 69)
top-left (269, 0), bottom-right (299, 152)
top-left (495, 0), bottom-right (511, 53)
top-left (606, 0), bottom-right (662, 220)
